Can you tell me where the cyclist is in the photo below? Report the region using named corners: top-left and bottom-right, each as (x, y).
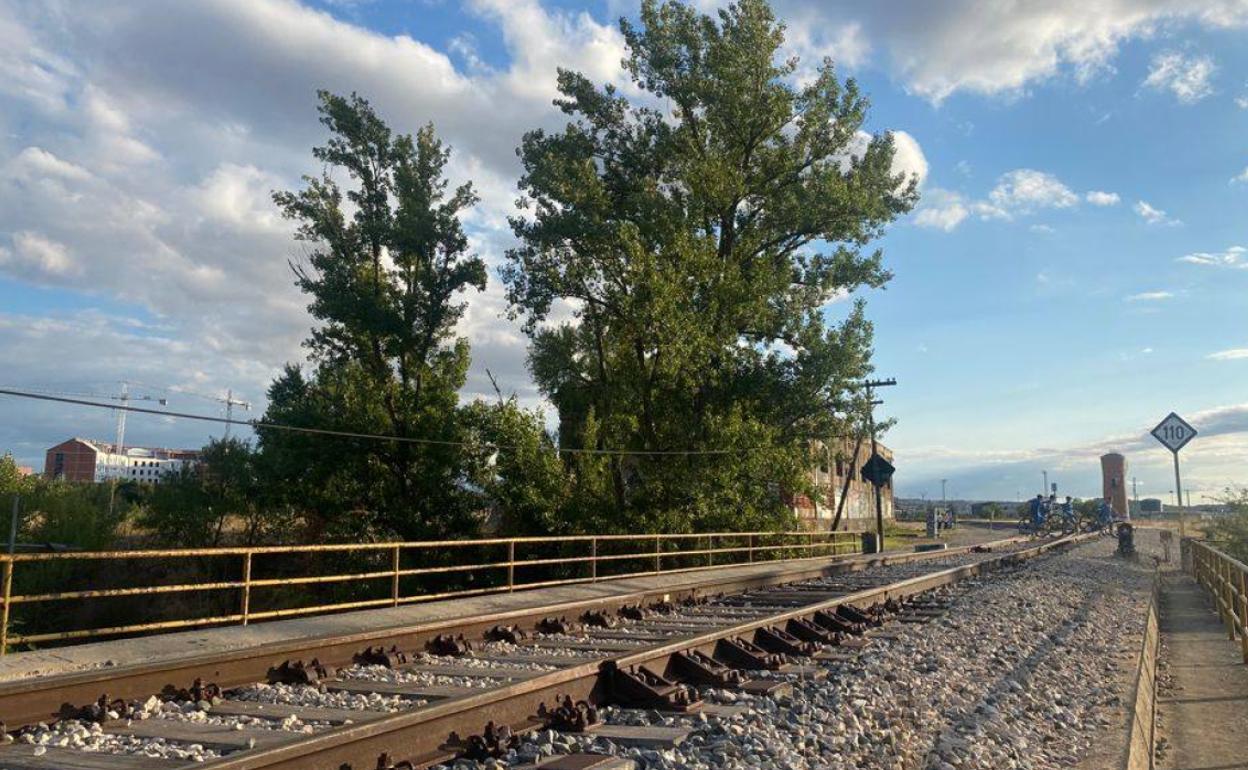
top-left (1096, 498), bottom-right (1116, 534)
top-left (1029, 494), bottom-right (1047, 531)
top-left (1058, 496), bottom-right (1077, 533)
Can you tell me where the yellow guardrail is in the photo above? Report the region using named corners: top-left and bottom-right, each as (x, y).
top-left (1185, 538), bottom-right (1248, 664)
top-left (0, 530), bottom-right (860, 652)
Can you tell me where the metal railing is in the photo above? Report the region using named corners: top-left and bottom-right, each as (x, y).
top-left (0, 530), bottom-right (860, 653)
top-left (1184, 538), bottom-right (1248, 664)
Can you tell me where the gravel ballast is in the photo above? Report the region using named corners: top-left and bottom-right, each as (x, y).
top-left (443, 534), bottom-right (1157, 770)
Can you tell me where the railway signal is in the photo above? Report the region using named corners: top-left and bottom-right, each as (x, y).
top-left (1151, 412), bottom-right (1197, 536)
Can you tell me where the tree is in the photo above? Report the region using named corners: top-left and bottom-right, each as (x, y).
top-left (459, 398), bottom-right (571, 535)
top-left (1207, 487), bottom-right (1248, 562)
top-left (261, 92), bottom-right (487, 539)
top-left (143, 438), bottom-right (288, 547)
top-left (0, 453), bottom-right (35, 499)
top-left (503, 0), bottom-right (916, 532)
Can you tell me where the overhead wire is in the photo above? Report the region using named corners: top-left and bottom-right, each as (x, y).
top-left (0, 387), bottom-right (784, 457)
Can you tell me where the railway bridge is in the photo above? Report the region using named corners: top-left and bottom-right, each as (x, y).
top-left (0, 526), bottom-right (1242, 770)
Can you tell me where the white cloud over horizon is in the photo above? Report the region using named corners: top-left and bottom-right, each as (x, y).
top-left (899, 401), bottom-right (1248, 502)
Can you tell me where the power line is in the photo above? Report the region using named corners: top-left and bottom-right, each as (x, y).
top-left (0, 388), bottom-right (775, 457)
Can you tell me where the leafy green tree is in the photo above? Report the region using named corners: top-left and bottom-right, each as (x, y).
top-left (503, 0), bottom-right (916, 532)
top-left (21, 481), bottom-right (128, 551)
top-left (459, 398), bottom-right (571, 535)
top-left (261, 92), bottom-right (487, 540)
top-left (1207, 487), bottom-right (1248, 562)
top-left (143, 438), bottom-right (288, 547)
top-left (0, 452), bottom-right (36, 499)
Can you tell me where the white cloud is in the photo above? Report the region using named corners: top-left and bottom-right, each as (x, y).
top-left (915, 169), bottom-right (1099, 230)
top-left (0, 232), bottom-right (81, 282)
top-left (1142, 51), bottom-right (1217, 103)
top-left (987, 169), bottom-right (1079, 213)
top-left (913, 188), bottom-right (969, 231)
top-left (1209, 348), bottom-right (1248, 360)
top-left (1232, 166), bottom-right (1248, 184)
top-left (888, 130), bottom-right (928, 188)
top-left (1085, 190), bottom-right (1120, 206)
top-left (1029, 224), bottom-right (1056, 234)
top-left (1125, 290), bottom-right (1173, 301)
top-left (759, 1), bottom-right (1248, 104)
top-left (9, 147), bottom-right (93, 181)
top-left (1134, 200), bottom-right (1181, 226)
top-left (1178, 245), bottom-right (1248, 268)
top-left (0, 0), bottom-right (652, 447)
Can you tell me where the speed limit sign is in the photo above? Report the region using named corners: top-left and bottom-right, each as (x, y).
top-left (1152, 412), bottom-right (1197, 534)
top-left (1151, 412), bottom-right (1196, 452)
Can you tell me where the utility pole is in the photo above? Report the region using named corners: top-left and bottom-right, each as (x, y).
top-left (1132, 477), bottom-right (1139, 517)
top-left (941, 479), bottom-right (947, 506)
top-left (863, 377), bottom-right (897, 554)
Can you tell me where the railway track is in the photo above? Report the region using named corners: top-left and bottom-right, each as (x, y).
top-left (0, 535), bottom-right (1086, 770)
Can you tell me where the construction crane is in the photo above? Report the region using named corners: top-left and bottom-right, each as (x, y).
top-left (121, 382), bottom-right (252, 439)
top-left (218, 389), bottom-right (252, 440)
top-left (111, 381), bottom-right (169, 457)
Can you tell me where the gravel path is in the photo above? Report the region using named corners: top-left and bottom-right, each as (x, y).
top-left (442, 534), bottom-right (1157, 770)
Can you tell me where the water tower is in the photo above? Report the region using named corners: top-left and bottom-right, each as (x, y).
top-left (1100, 453), bottom-right (1128, 517)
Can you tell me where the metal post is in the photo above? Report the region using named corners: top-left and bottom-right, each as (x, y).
top-left (747, 534), bottom-right (754, 563)
top-left (240, 552), bottom-right (252, 626)
top-left (507, 541), bottom-right (516, 592)
top-left (1173, 450), bottom-right (1186, 537)
top-left (654, 536), bottom-right (661, 575)
top-left (707, 535), bottom-right (713, 567)
top-left (0, 560), bottom-right (12, 655)
top-left (862, 378), bottom-right (896, 555)
top-left (591, 537), bottom-right (598, 582)
top-left (391, 545), bottom-right (401, 606)
top-left (8, 495), bottom-right (19, 555)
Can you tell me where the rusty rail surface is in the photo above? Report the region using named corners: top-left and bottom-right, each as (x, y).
top-left (1184, 538), bottom-right (1248, 663)
top-left (0, 530), bottom-right (859, 651)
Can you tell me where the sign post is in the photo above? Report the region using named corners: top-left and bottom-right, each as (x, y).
top-left (1150, 412), bottom-right (1196, 537)
top-left (860, 451), bottom-right (895, 552)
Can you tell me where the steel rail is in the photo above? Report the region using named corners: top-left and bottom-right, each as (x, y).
top-left (145, 535), bottom-right (1084, 770)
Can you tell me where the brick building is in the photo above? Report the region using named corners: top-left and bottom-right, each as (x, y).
top-left (789, 438), bottom-right (895, 531)
top-left (44, 438), bottom-right (200, 484)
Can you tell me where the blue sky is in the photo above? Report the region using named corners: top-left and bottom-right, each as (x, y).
top-left (1, 0), bottom-right (1246, 503)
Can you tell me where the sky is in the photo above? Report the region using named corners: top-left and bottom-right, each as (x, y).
top-left (1, 0), bottom-right (1246, 504)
